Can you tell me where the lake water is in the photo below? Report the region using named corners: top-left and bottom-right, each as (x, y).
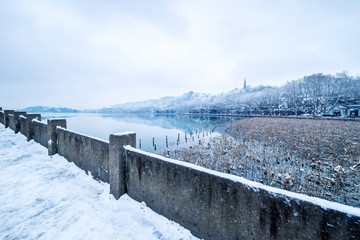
top-left (41, 113), bottom-right (242, 154)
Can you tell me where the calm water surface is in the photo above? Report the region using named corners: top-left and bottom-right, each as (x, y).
top-left (41, 113), bottom-right (241, 153)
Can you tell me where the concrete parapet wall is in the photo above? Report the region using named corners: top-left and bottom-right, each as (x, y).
top-left (19, 114), bottom-right (41, 141)
top-left (8, 114), bottom-right (16, 132)
top-left (19, 116), bottom-right (27, 135)
top-left (109, 132), bottom-right (136, 199)
top-left (32, 119), bottom-right (48, 148)
top-left (0, 111), bottom-right (4, 124)
top-left (124, 146), bottom-right (360, 240)
top-left (8, 112), bottom-right (26, 133)
top-left (47, 119), bottom-right (67, 155)
top-left (4, 110), bottom-right (14, 128)
top-left (57, 128), bottom-right (110, 183)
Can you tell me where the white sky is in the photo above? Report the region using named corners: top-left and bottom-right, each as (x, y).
top-left (1, 0), bottom-right (359, 109)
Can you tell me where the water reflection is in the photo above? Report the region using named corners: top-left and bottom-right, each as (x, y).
top-left (41, 113), bottom-right (242, 153)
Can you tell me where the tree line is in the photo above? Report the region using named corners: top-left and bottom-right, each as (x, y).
top-left (188, 72), bottom-right (360, 116)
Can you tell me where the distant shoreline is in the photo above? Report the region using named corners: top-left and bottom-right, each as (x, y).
top-left (18, 108), bottom-right (360, 121)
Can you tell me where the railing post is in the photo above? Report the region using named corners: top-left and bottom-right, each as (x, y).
top-left (25, 114), bottom-right (41, 141)
top-left (109, 132), bottom-right (136, 199)
top-left (0, 110), bottom-right (4, 125)
top-left (47, 119), bottom-right (67, 156)
top-left (4, 110), bottom-right (14, 128)
top-left (13, 111), bottom-right (26, 133)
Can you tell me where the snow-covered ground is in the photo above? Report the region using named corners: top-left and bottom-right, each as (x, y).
top-left (0, 125), bottom-right (199, 240)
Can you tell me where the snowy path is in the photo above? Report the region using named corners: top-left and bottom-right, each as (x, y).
top-left (0, 126), bottom-right (199, 240)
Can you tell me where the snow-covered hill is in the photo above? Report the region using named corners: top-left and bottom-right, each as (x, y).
top-left (20, 106), bottom-right (80, 113)
top-left (100, 86), bottom-right (273, 113)
top-left (110, 91), bottom-right (214, 111)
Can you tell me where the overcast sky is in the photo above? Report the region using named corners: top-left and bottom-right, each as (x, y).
top-left (1, 0), bottom-right (359, 110)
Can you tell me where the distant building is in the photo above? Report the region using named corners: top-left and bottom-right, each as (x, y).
top-left (328, 104), bottom-right (360, 117)
top-left (243, 78), bottom-right (247, 89)
top-left (343, 105), bottom-right (360, 117)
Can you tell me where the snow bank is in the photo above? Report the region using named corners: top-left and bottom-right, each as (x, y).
top-left (0, 126), bottom-right (199, 240)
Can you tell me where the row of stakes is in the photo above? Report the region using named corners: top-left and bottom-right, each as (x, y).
top-left (138, 130), bottom-right (213, 152)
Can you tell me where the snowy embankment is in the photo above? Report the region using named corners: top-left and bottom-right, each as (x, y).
top-left (0, 125), bottom-right (199, 240)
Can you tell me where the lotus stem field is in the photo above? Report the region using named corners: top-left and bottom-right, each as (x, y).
top-left (166, 118), bottom-right (360, 207)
